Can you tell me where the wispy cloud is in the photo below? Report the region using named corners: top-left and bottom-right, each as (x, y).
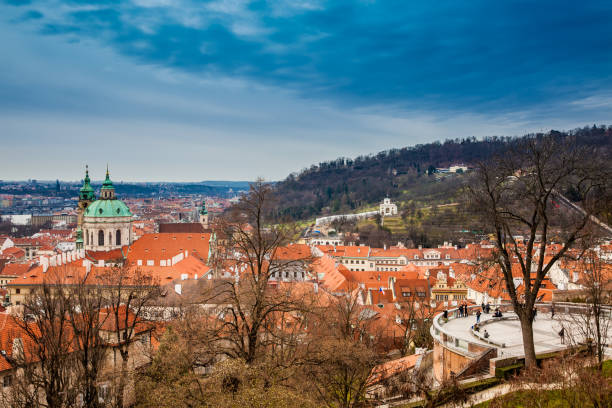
top-left (0, 0), bottom-right (611, 180)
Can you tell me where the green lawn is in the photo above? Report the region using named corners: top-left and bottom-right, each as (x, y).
top-left (475, 360), bottom-right (612, 408)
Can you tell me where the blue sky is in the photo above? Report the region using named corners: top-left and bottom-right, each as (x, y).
top-left (1, 0), bottom-right (611, 181)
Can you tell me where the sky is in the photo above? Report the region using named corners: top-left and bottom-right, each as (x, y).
top-left (1, 0), bottom-right (612, 182)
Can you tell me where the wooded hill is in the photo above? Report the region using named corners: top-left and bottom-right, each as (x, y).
top-left (270, 125), bottom-right (612, 224)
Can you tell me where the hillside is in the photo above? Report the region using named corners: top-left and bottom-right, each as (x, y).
top-left (270, 125), bottom-right (612, 225)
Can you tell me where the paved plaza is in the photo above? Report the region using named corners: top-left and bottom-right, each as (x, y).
top-left (442, 312), bottom-right (579, 358)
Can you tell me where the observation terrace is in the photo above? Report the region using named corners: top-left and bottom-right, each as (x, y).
top-left (430, 303), bottom-right (612, 382)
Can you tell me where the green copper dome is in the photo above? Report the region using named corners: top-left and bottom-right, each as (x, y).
top-left (85, 199), bottom-right (132, 218)
top-left (200, 201), bottom-right (208, 215)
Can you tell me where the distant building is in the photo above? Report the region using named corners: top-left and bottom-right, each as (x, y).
top-left (308, 235), bottom-right (343, 246)
top-left (437, 164), bottom-right (469, 174)
top-left (379, 198), bottom-right (398, 216)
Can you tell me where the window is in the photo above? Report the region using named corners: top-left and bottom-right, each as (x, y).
top-left (402, 291), bottom-right (411, 297)
top-left (417, 291), bottom-right (426, 297)
top-left (116, 229), bottom-right (121, 246)
top-left (3, 375), bottom-right (11, 387)
top-left (98, 230), bottom-right (104, 246)
top-left (15, 289), bottom-right (20, 294)
top-left (98, 384), bottom-right (109, 403)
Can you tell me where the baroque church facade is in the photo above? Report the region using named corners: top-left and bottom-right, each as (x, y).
top-left (76, 166), bottom-right (133, 252)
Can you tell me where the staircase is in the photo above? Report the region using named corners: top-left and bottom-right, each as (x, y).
top-left (455, 347), bottom-right (496, 380)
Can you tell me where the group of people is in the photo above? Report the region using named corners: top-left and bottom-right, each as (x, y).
top-left (457, 302), bottom-right (470, 317)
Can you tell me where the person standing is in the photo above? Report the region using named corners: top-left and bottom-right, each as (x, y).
top-left (485, 303), bottom-right (490, 314)
top-left (476, 309), bottom-right (481, 324)
top-left (559, 327), bottom-right (565, 344)
top-left (551, 304), bottom-right (555, 319)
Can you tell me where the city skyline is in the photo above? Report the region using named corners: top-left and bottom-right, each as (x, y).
top-left (2, 1), bottom-right (612, 181)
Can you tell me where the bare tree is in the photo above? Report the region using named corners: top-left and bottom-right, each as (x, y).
top-left (96, 263), bottom-right (160, 408)
top-left (304, 289), bottom-right (382, 408)
top-left (488, 354), bottom-right (612, 408)
top-left (210, 179), bottom-right (312, 364)
top-left (469, 135), bottom-right (610, 367)
top-left (379, 354), bottom-right (468, 408)
top-left (67, 275), bottom-right (110, 408)
top-left (7, 270), bottom-right (79, 408)
top-left (396, 297), bottom-right (435, 355)
top-left (559, 248), bottom-right (611, 369)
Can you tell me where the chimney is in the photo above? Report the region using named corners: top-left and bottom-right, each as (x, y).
top-left (418, 245), bottom-right (422, 250)
top-left (313, 282), bottom-right (319, 294)
top-left (389, 276), bottom-right (396, 301)
top-left (40, 256), bottom-right (49, 273)
top-left (384, 243), bottom-right (387, 250)
top-left (174, 284), bottom-right (182, 295)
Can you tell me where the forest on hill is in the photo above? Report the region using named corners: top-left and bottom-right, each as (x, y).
top-left (270, 125), bottom-right (612, 225)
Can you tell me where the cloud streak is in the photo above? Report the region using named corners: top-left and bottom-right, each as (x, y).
top-left (1, 0), bottom-right (611, 181)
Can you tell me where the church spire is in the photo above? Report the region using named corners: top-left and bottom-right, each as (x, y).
top-left (101, 165), bottom-right (115, 199)
top-left (79, 164), bottom-right (95, 201)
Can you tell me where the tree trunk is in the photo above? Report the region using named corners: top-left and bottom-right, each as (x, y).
top-left (116, 354), bottom-right (129, 408)
top-left (519, 317), bottom-right (537, 368)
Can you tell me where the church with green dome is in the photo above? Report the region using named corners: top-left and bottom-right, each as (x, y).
top-left (77, 166), bottom-right (133, 252)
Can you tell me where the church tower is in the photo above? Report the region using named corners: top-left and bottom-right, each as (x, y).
top-left (199, 200), bottom-right (209, 229)
top-left (100, 166), bottom-right (116, 200)
top-left (82, 166), bottom-right (133, 252)
top-left (76, 165), bottom-right (95, 249)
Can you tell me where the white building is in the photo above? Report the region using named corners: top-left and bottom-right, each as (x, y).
top-left (379, 198), bottom-right (398, 216)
